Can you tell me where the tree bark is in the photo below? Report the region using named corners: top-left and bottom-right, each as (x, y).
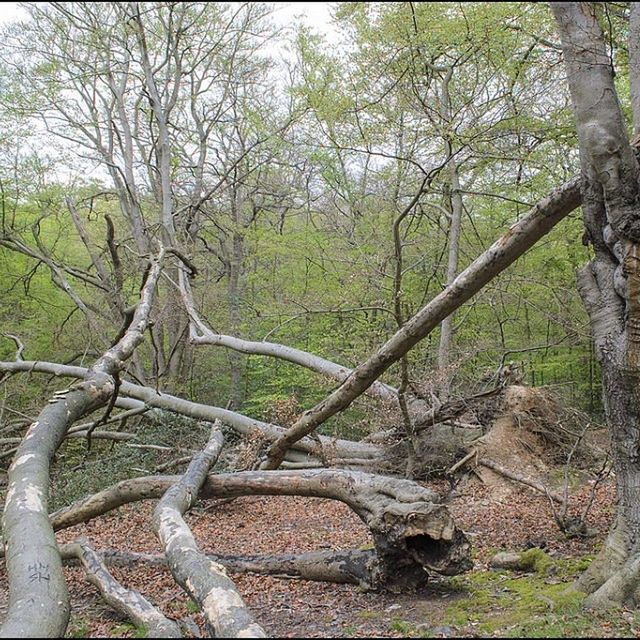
top-left (63, 539), bottom-right (182, 638)
top-left (61, 547), bottom-right (379, 589)
top-left (437, 67), bottom-right (464, 397)
top-left (0, 359), bottom-right (382, 462)
top-left (0, 253), bottom-right (165, 638)
top-left (50, 468), bottom-right (471, 589)
top-left (552, 1), bottom-right (640, 609)
top-left (152, 424), bottom-right (266, 638)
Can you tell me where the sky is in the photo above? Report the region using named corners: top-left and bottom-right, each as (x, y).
top-left (0, 2), bottom-right (338, 37)
top-left (0, 2), bottom-right (340, 182)
top-left (0, 3), bottom-right (25, 22)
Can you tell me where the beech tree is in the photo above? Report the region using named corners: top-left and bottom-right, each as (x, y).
top-left (551, 1), bottom-right (640, 609)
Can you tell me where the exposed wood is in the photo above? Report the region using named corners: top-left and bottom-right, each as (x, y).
top-left (50, 468), bottom-right (471, 589)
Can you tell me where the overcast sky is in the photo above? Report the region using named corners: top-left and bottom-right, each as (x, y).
top-left (0, 2), bottom-right (338, 37)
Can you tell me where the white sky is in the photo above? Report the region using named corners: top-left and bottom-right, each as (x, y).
top-left (0, 2), bottom-right (338, 38)
top-left (0, 3), bottom-right (25, 22)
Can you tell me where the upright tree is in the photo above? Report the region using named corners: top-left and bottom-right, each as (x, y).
top-left (552, 1), bottom-right (640, 608)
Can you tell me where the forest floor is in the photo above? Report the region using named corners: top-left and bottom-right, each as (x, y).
top-left (1, 468), bottom-right (635, 638)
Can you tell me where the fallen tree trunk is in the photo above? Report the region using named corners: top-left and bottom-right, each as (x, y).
top-left (152, 424), bottom-right (266, 638)
top-left (262, 177), bottom-right (582, 469)
top-left (61, 547), bottom-right (379, 588)
top-left (0, 360), bottom-right (382, 462)
top-left (478, 458), bottom-right (565, 505)
top-left (0, 252), bottom-right (165, 639)
top-left (62, 539), bottom-right (182, 638)
top-left (51, 469), bottom-right (471, 589)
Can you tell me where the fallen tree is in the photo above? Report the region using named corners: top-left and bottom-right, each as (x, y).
top-left (62, 538), bottom-right (182, 638)
top-left (61, 547), bottom-right (381, 587)
top-left (0, 360), bottom-right (381, 464)
top-left (0, 251), bottom-right (165, 638)
top-left (0, 109), bottom-right (590, 636)
top-left (50, 468), bottom-right (471, 590)
top-left (152, 423), bottom-right (266, 637)
top-left (258, 176), bottom-right (581, 468)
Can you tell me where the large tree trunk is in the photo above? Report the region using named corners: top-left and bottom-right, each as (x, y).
top-left (0, 253), bottom-right (165, 637)
top-left (552, 1), bottom-right (640, 609)
top-left (49, 469), bottom-right (471, 590)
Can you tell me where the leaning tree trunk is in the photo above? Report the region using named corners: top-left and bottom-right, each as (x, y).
top-left (552, 1), bottom-right (640, 609)
top-left (262, 175), bottom-right (581, 469)
top-left (0, 252), bottom-right (165, 637)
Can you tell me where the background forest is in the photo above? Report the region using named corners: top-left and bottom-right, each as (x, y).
top-left (0, 2), bottom-right (598, 427)
top-left (0, 2), bottom-right (631, 638)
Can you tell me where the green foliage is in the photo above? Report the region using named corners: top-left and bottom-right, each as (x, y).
top-left (50, 413), bottom-right (211, 510)
top-left (0, 2), bottom-right (610, 449)
top-left (110, 622), bottom-right (148, 638)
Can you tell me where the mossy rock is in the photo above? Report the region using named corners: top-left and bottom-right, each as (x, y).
top-left (489, 548), bottom-right (554, 574)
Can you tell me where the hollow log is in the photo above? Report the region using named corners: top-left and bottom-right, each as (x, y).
top-left (51, 469), bottom-right (471, 590)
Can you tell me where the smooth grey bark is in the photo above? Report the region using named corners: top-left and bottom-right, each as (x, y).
top-left (152, 425), bottom-right (266, 638)
top-left (437, 67), bottom-right (464, 396)
top-left (551, 1), bottom-right (640, 609)
top-left (263, 176), bottom-right (582, 469)
top-left (227, 186), bottom-right (246, 411)
top-left (180, 272), bottom-right (398, 403)
top-left (0, 253), bottom-right (165, 638)
top-left (63, 539), bottom-right (181, 638)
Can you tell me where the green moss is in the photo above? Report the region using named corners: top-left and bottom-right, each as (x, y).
top-left (519, 548), bottom-right (554, 574)
top-left (444, 568), bottom-right (586, 635)
top-left (186, 599), bottom-right (199, 613)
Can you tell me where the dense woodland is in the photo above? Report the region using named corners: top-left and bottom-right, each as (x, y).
top-left (1, 2), bottom-right (640, 637)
